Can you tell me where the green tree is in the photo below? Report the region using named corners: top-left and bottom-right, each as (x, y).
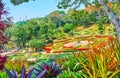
top-left (26, 39), bottom-right (45, 52)
top-left (39, 19), bottom-right (56, 43)
top-left (64, 23), bottom-right (74, 33)
top-left (15, 21), bottom-right (26, 27)
top-left (68, 10), bottom-right (96, 27)
top-left (12, 20), bottom-right (41, 48)
top-left (46, 10), bottom-right (65, 27)
top-left (10, 0), bottom-right (31, 5)
top-left (12, 26), bottom-right (27, 48)
top-left (97, 17), bottom-right (105, 34)
top-left (24, 20), bottom-right (40, 39)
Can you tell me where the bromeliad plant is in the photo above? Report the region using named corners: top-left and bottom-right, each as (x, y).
top-left (4, 66), bottom-right (34, 78)
top-left (34, 61), bottom-right (62, 78)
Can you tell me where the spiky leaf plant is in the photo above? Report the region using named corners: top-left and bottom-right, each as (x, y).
top-left (4, 66), bottom-right (34, 78)
top-left (34, 61), bottom-right (62, 78)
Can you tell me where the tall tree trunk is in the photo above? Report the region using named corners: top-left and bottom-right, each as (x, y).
top-left (100, 0), bottom-right (120, 42)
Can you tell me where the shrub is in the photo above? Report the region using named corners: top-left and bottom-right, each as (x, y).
top-left (64, 23), bottom-right (74, 33)
top-left (26, 39), bottom-right (45, 51)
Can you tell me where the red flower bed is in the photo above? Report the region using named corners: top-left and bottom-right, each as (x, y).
top-left (47, 43), bottom-right (54, 47)
top-left (44, 47), bottom-right (52, 53)
top-left (76, 48), bottom-right (90, 51)
top-left (63, 41), bottom-right (69, 44)
top-left (97, 41), bottom-right (107, 48)
top-left (107, 36), bottom-right (114, 41)
top-left (63, 45), bottom-right (74, 49)
top-left (95, 35), bottom-right (109, 38)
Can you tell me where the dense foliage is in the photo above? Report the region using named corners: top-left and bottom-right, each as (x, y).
top-left (5, 8), bottom-right (112, 50)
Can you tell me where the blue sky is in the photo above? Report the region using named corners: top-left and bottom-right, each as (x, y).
top-left (3, 0), bottom-right (60, 22)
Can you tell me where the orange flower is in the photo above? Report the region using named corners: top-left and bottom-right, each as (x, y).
top-left (63, 46), bottom-right (74, 48)
top-left (44, 47), bottom-right (51, 53)
top-left (44, 47), bottom-right (51, 50)
top-left (63, 42), bottom-right (69, 44)
top-left (107, 36), bottom-right (114, 41)
top-left (108, 61), bottom-right (117, 70)
top-left (97, 42), bottom-right (106, 48)
top-left (48, 43), bottom-right (54, 46)
top-left (76, 48), bottom-right (90, 51)
top-left (95, 35), bottom-right (108, 38)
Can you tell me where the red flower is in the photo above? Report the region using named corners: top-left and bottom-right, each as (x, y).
top-left (76, 48), bottom-right (90, 51)
top-left (97, 42), bottom-right (106, 48)
top-left (48, 43), bottom-right (54, 46)
top-left (63, 42), bottom-right (68, 44)
top-left (107, 36), bottom-right (114, 41)
top-left (44, 47), bottom-right (51, 50)
top-left (95, 35), bottom-right (109, 38)
top-left (44, 47), bottom-right (51, 53)
top-left (63, 45), bottom-right (74, 48)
